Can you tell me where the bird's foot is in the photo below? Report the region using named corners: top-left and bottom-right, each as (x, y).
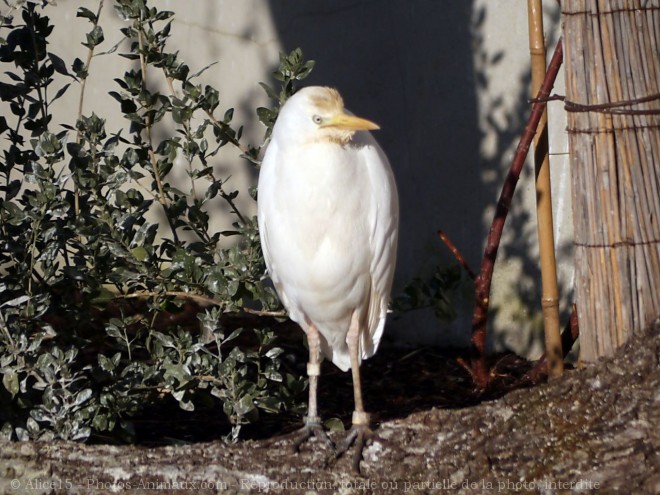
top-left (286, 416), bottom-right (334, 453)
top-left (334, 412), bottom-right (374, 474)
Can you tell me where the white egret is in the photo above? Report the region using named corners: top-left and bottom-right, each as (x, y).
top-left (257, 86), bottom-right (399, 468)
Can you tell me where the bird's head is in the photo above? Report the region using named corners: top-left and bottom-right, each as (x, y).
top-left (273, 86), bottom-right (380, 146)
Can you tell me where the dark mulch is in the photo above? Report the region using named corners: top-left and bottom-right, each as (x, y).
top-left (128, 318), bottom-right (539, 445)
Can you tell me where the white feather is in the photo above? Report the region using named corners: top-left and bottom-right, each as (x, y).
top-left (257, 87), bottom-right (399, 372)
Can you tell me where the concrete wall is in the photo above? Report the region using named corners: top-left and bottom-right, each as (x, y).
top-left (0, 1), bottom-right (574, 358)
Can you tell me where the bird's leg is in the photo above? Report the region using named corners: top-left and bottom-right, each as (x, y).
top-left (289, 324), bottom-right (333, 451)
top-left (335, 311), bottom-right (374, 473)
top-left (305, 324), bottom-right (322, 424)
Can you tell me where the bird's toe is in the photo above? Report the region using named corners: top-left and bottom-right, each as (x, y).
top-left (335, 423), bottom-right (375, 474)
top-left (286, 416), bottom-right (334, 453)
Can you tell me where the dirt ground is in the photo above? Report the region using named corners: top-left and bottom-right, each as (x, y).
top-left (1, 320), bottom-right (658, 494)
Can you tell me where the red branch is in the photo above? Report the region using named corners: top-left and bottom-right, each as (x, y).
top-left (438, 230), bottom-right (477, 280)
top-left (470, 39), bottom-right (564, 389)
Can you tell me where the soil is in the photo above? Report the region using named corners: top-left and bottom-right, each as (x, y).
top-left (0, 320), bottom-right (658, 495)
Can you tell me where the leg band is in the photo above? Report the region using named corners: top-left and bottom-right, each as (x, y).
top-left (307, 362), bottom-right (321, 377)
top-left (304, 415), bottom-right (322, 425)
top-left (352, 411), bottom-right (370, 426)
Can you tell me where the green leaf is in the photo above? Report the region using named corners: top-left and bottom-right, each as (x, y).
top-left (256, 107), bottom-right (276, 128)
top-left (92, 414), bottom-right (108, 431)
top-left (131, 246), bottom-right (148, 261)
top-left (0, 295), bottom-right (30, 308)
top-left (201, 85), bottom-right (219, 112)
top-left (324, 417), bottom-right (345, 432)
top-left (178, 398), bottom-right (194, 412)
top-left (2, 372), bottom-right (19, 398)
top-left (234, 395), bottom-right (255, 416)
top-left (76, 7), bottom-right (98, 23)
top-left (62, 266), bottom-right (85, 281)
top-left (74, 389), bottom-right (93, 407)
top-left (258, 82), bottom-right (278, 100)
top-left (224, 329), bottom-right (243, 344)
top-left (98, 354), bottom-right (116, 372)
top-left (91, 287), bottom-right (116, 305)
top-left (172, 105), bottom-right (192, 124)
top-left (152, 331), bottom-right (176, 348)
top-left (83, 25), bottom-right (104, 49)
top-left (26, 417), bottom-right (40, 435)
top-left (263, 365), bottom-right (282, 383)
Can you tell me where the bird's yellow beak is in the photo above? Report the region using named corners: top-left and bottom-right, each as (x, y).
top-left (322, 113), bottom-right (380, 131)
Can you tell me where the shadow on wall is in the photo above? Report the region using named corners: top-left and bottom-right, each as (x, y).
top-left (468, 4), bottom-right (572, 357)
top-left (263, 1), bottom-right (570, 356)
top-left (151, 0), bottom-right (280, 238)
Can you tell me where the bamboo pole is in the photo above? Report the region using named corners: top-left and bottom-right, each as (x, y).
top-left (524, 303), bottom-right (579, 384)
top-left (562, 0), bottom-right (660, 363)
top-left (526, 0), bottom-right (563, 378)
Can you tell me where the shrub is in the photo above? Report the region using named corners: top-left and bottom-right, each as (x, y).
top-left (0, 0), bottom-right (313, 442)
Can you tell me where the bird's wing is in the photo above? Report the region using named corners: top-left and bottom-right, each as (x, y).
top-left (258, 138), bottom-right (321, 330)
top-left (256, 139), bottom-right (281, 299)
top-left (353, 132), bottom-right (400, 360)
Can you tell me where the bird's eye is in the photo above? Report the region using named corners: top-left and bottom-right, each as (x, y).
top-left (312, 115), bottom-right (323, 125)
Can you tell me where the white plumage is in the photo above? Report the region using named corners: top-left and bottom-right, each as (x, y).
top-left (257, 86), bottom-right (398, 461)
